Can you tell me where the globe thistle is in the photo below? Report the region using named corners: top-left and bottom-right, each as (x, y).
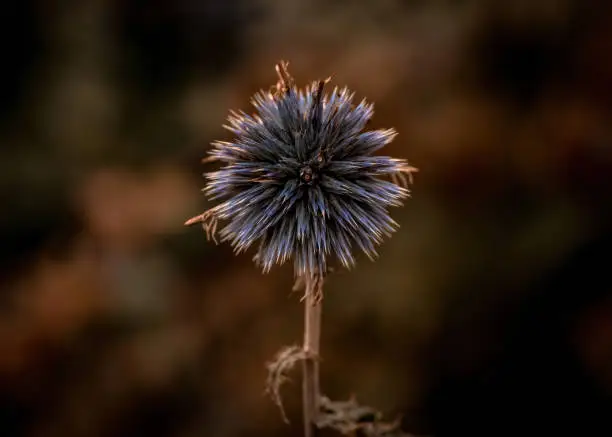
top-left (186, 62), bottom-right (416, 298)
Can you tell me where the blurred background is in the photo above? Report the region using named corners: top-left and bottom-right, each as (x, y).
top-left (1, 0), bottom-right (611, 436)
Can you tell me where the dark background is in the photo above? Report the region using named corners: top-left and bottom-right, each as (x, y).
top-left (1, 1), bottom-right (611, 436)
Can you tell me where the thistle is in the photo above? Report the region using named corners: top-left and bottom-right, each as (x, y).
top-left (186, 62), bottom-right (416, 437)
top-left (186, 61), bottom-right (416, 299)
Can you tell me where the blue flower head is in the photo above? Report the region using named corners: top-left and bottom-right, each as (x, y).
top-left (186, 62), bottom-right (416, 295)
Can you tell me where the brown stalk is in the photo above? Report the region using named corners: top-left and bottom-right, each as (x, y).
top-left (302, 278), bottom-right (322, 437)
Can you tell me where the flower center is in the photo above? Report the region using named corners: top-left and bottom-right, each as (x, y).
top-left (300, 165), bottom-right (315, 185)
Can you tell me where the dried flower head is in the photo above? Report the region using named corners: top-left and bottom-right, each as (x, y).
top-left (186, 62), bottom-right (416, 296)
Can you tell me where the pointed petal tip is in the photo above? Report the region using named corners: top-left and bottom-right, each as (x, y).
top-left (184, 215), bottom-right (204, 226)
top-left (201, 155), bottom-right (218, 164)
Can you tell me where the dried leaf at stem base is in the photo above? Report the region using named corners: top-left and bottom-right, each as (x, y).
top-left (265, 345), bottom-right (317, 423)
top-left (318, 395), bottom-right (419, 437)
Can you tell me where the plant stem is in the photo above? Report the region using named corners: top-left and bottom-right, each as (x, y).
top-left (302, 289), bottom-right (322, 437)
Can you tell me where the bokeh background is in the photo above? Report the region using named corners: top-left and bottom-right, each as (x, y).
top-left (1, 1), bottom-right (611, 436)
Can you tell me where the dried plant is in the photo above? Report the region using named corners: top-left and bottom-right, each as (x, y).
top-left (186, 61), bottom-right (416, 437)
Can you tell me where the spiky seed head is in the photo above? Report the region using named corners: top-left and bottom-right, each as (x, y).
top-left (186, 61), bottom-right (416, 290)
